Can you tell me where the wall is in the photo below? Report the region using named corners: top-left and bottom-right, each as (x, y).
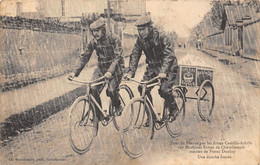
top-left (243, 21), bottom-right (260, 60)
top-left (0, 27), bottom-right (81, 91)
top-left (203, 20), bottom-right (260, 60)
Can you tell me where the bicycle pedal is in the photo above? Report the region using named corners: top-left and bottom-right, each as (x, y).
top-left (104, 116), bottom-right (110, 122)
top-left (104, 110), bottom-right (107, 113)
top-left (157, 113), bottom-right (161, 116)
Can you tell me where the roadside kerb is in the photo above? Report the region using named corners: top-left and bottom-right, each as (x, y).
top-left (0, 58), bottom-right (145, 141)
top-left (0, 84), bottom-right (86, 140)
top-left (199, 48), bottom-right (260, 87)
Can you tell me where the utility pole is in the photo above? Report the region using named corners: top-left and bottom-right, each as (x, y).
top-left (107, 0), bottom-right (112, 34)
top-left (61, 0), bottom-right (65, 16)
top-left (117, 0), bottom-right (121, 14)
top-left (117, 0), bottom-right (123, 40)
top-left (143, 0), bottom-right (146, 16)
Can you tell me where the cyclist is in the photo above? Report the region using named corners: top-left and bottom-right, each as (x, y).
top-left (69, 18), bottom-right (124, 121)
top-left (124, 16), bottom-right (179, 126)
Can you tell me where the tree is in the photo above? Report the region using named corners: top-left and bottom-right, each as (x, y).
top-left (210, 0), bottom-right (226, 30)
top-left (244, 0), bottom-right (260, 12)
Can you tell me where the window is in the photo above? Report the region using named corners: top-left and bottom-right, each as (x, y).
top-left (228, 27), bottom-right (232, 46)
top-left (225, 27), bottom-right (232, 46)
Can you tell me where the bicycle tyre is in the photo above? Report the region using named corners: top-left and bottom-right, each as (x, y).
top-left (121, 97), bottom-right (154, 159)
top-left (69, 96), bottom-right (98, 154)
top-left (197, 80), bottom-right (215, 121)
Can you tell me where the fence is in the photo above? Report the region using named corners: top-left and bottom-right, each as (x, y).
top-left (0, 16), bottom-right (81, 34)
top-left (202, 20), bottom-right (260, 60)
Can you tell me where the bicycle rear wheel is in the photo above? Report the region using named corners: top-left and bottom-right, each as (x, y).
top-left (112, 84), bottom-right (134, 131)
top-left (165, 87), bottom-right (185, 138)
top-left (69, 96), bottom-right (98, 154)
top-left (121, 97), bottom-right (154, 159)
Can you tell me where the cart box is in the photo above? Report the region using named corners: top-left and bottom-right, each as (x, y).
top-left (177, 65), bottom-right (213, 87)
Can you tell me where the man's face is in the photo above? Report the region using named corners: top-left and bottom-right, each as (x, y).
top-left (137, 26), bottom-right (149, 39)
top-left (92, 28), bottom-right (103, 40)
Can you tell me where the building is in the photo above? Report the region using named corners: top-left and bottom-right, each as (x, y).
top-left (0, 0), bottom-right (107, 18)
top-left (0, 0), bottom-right (40, 18)
top-left (202, 4), bottom-right (260, 60)
top-left (0, 0), bottom-right (145, 18)
top-left (220, 5), bottom-right (260, 57)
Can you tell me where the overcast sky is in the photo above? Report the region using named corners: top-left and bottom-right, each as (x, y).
top-left (147, 0), bottom-right (212, 38)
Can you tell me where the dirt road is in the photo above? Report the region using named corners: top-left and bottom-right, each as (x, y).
top-left (1, 48), bottom-right (259, 165)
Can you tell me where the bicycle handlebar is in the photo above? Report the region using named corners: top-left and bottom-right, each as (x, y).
top-left (68, 75), bottom-right (107, 85)
top-left (123, 76), bottom-right (163, 85)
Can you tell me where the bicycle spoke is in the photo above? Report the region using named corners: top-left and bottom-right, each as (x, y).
top-left (119, 94), bottom-right (126, 106)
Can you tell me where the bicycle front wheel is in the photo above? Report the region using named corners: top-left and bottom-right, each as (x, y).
top-left (69, 96), bottom-right (98, 154)
top-left (165, 87), bottom-right (186, 138)
top-left (121, 97), bottom-right (154, 159)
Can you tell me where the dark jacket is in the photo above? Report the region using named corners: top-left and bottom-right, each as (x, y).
top-left (128, 28), bottom-right (177, 77)
top-left (74, 34), bottom-right (124, 77)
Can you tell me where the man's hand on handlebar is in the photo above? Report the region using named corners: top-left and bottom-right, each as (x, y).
top-left (158, 73), bottom-right (167, 79)
top-left (104, 72), bottom-right (112, 79)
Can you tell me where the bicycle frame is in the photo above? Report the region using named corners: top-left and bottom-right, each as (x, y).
top-left (124, 76), bottom-right (164, 123)
top-left (68, 76), bottom-right (110, 119)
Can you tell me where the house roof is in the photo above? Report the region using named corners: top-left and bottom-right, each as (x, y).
top-left (225, 5), bottom-right (244, 25)
top-left (221, 4), bottom-right (260, 30)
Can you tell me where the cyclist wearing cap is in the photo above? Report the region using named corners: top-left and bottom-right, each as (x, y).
top-left (124, 16), bottom-right (178, 126)
top-left (69, 18), bottom-right (125, 120)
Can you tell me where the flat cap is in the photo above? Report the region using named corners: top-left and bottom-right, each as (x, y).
top-left (135, 16), bottom-right (152, 27)
top-left (90, 19), bottom-right (105, 30)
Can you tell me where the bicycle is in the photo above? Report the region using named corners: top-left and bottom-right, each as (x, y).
top-left (68, 75), bottom-right (133, 154)
top-left (120, 76), bottom-right (186, 158)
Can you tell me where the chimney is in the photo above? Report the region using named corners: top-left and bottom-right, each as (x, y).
top-left (16, 2), bottom-right (22, 17)
top-left (61, 0), bottom-right (65, 16)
